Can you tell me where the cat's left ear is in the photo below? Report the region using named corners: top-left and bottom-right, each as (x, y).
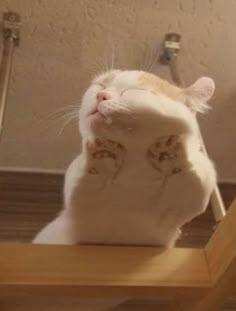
top-left (184, 77), bottom-right (215, 113)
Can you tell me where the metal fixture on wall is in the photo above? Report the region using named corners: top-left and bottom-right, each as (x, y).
top-left (159, 32), bottom-right (226, 222)
top-left (0, 12), bottom-right (20, 141)
top-left (159, 33), bottom-right (184, 86)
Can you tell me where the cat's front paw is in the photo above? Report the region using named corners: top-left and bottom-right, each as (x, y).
top-left (147, 135), bottom-right (185, 177)
top-left (86, 138), bottom-right (127, 178)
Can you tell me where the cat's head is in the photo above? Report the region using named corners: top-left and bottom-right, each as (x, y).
top-left (79, 70), bottom-right (215, 143)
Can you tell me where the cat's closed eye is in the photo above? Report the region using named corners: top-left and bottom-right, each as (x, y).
top-left (92, 82), bottom-right (106, 89)
top-left (120, 87), bottom-right (148, 96)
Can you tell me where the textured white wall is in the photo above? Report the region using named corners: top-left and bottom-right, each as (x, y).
top-left (0, 0), bottom-right (235, 181)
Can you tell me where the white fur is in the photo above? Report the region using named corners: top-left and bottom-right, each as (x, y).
top-left (34, 70), bottom-right (216, 310)
top-left (185, 77), bottom-right (215, 113)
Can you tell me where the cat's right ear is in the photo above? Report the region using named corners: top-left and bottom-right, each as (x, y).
top-left (184, 77), bottom-right (215, 113)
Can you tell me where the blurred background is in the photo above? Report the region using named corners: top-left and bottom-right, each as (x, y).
top-left (0, 0), bottom-right (235, 182)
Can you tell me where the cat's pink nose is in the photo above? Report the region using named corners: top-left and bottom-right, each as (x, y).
top-left (96, 91), bottom-right (111, 104)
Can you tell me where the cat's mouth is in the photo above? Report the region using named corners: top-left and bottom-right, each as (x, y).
top-left (88, 106), bottom-right (112, 125)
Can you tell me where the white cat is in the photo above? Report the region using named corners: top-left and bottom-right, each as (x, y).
top-left (33, 70), bottom-right (216, 310)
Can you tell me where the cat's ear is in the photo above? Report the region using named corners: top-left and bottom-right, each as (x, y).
top-left (184, 77), bottom-right (215, 113)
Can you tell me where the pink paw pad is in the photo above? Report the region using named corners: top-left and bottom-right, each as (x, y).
top-left (88, 167), bottom-right (98, 175)
top-left (87, 138), bottom-right (127, 176)
top-left (147, 135), bottom-right (184, 176)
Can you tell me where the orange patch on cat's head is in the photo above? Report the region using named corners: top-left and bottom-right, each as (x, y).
top-left (139, 72), bottom-right (215, 113)
top-left (93, 70), bottom-right (121, 86)
top-left (139, 72), bottom-right (185, 103)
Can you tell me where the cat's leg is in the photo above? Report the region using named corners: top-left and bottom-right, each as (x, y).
top-left (33, 211), bottom-right (78, 245)
top-left (64, 155), bottom-right (85, 210)
top-left (156, 153), bottom-right (216, 247)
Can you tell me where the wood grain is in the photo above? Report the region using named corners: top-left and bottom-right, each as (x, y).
top-left (2, 171), bottom-right (235, 247)
top-left (192, 199), bottom-right (236, 311)
top-left (206, 198), bottom-right (236, 283)
top-left (0, 242), bottom-right (210, 299)
top-left (151, 199), bottom-right (236, 311)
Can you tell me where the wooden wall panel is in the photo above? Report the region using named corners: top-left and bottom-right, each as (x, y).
top-left (0, 171), bottom-right (235, 247)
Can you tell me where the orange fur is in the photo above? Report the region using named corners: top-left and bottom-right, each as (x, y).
top-left (140, 72), bottom-right (186, 103)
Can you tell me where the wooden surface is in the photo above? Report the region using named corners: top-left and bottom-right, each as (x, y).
top-left (206, 198), bottom-right (236, 283)
top-left (0, 242), bottom-right (210, 299)
top-left (166, 200), bottom-right (236, 311)
top-left (194, 199), bottom-right (236, 311)
top-left (0, 171), bottom-right (236, 310)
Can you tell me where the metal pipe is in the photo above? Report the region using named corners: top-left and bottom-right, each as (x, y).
top-left (0, 37), bottom-right (15, 140)
top-left (0, 12), bottom-right (20, 141)
top-left (169, 56), bottom-right (185, 87)
top-left (160, 33), bottom-right (226, 222)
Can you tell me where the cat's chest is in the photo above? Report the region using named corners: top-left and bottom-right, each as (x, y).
top-left (67, 136), bottom-right (191, 245)
top-left (71, 135), bottom-right (187, 208)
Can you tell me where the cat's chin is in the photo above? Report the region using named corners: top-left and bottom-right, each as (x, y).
top-left (88, 111), bottom-right (112, 127)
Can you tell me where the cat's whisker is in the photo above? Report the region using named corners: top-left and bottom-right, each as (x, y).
top-left (148, 53), bottom-right (159, 73)
top-left (90, 57), bottom-right (104, 75)
top-left (110, 41), bottom-right (115, 71)
top-left (105, 53), bottom-right (109, 72)
top-left (39, 111), bottom-right (79, 135)
top-left (85, 55), bottom-right (108, 78)
top-left (45, 105), bottom-right (79, 115)
top-left (94, 53), bottom-right (107, 72)
top-left (139, 51), bottom-right (146, 72)
top-left (98, 55), bottom-right (107, 72)
top-left (86, 66), bottom-right (98, 78)
top-left (37, 106), bottom-right (80, 131)
top-left (146, 46), bottom-right (159, 73)
top-left (54, 111), bottom-right (79, 122)
top-left (57, 115), bottom-right (78, 136)
top-left (43, 108), bottom-right (79, 123)
top-left (146, 47), bottom-right (154, 72)
top-left (50, 106), bottom-right (79, 115)
top-left (141, 50), bottom-right (146, 72)
top-left (141, 47), bottom-right (150, 72)
top-left (97, 52), bottom-right (107, 74)
top-left (42, 116), bottom-right (78, 134)
top-left (104, 43), bottom-right (113, 72)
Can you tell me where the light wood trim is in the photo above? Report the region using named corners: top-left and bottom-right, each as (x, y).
top-left (0, 242), bottom-right (210, 299)
top-left (154, 199), bottom-right (236, 311)
top-left (165, 271), bottom-right (235, 311)
top-left (185, 198), bottom-right (236, 311)
top-left (205, 198), bottom-right (236, 283)
top-left (168, 198), bottom-right (236, 311)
